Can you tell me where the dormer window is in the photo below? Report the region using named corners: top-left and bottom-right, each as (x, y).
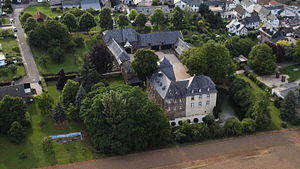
top-left (191, 90), bottom-right (194, 93)
top-left (207, 88), bottom-right (210, 92)
top-left (198, 89), bottom-right (201, 92)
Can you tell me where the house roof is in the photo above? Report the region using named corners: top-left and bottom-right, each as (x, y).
top-left (103, 28), bottom-right (138, 44)
top-left (267, 14), bottom-right (278, 21)
top-left (62, 0), bottom-right (81, 7)
top-left (158, 57), bottom-right (176, 81)
top-left (265, 5), bottom-right (283, 11)
top-left (106, 38), bottom-right (130, 65)
top-left (205, 0), bottom-right (225, 7)
top-left (34, 12), bottom-right (48, 20)
top-left (174, 0), bottom-right (202, 5)
top-left (241, 15), bottom-right (261, 25)
top-left (0, 83), bottom-right (32, 100)
top-left (80, 0), bottom-right (101, 10)
top-left (259, 6), bottom-right (270, 16)
top-left (234, 4), bottom-right (247, 16)
top-left (269, 0), bottom-right (279, 5)
top-left (241, 0), bottom-right (253, 7)
top-left (49, 0), bottom-right (62, 5)
top-left (0, 52), bottom-right (5, 60)
top-left (271, 31), bottom-right (288, 43)
top-left (174, 38), bottom-right (192, 55)
top-left (129, 5), bottom-right (170, 16)
top-left (137, 31), bottom-right (183, 47)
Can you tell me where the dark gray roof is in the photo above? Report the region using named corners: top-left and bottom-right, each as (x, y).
top-left (259, 7), bottom-right (270, 16)
top-left (234, 4), bottom-right (247, 16)
top-left (175, 0), bottom-right (202, 5)
top-left (271, 31), bottom-right (288, 43)
top-left (121, 61), bottom-right (135, 73)
top-left (103, 29), bottom-right (138, 44)
top-left (137, 31), bottom-right (183, 47)
top-left (49, 0), bottom-right (62, 6)
top-left (80, 0), bottom-right (101, 10)
top-left (62, 0), bottom-right (81, 7)
top-left (205, 0), bottom-right (225, 7)
top-left (265, 5), bottom-right (283, 11)
top-left (106, 38), bottom-right (130, 65)
top-left (241, 15), bottom-right (261, 25)
top-left (129, 6), bottom-right (170, 16)
top-left (0, 83), bottom-right (32, 100)
top-left (158, 57), bottom-right (176, 81)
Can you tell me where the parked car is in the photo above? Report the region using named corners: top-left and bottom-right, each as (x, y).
top-left (10, 18), bottom-right (14, 23)
top-left (13, 27), bottom-right (17, 32)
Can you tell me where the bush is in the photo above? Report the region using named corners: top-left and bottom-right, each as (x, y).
top-left (18, 152), bottom-right (27, 159)
top-left (224, 117), bottom-right (243, 136)
top-left (42, 137), bottom-right (54, 154)
top-left (182, 29), bottom-right (189, 36)
top-left (8, 121), bottom-right (25, 144)
top-left (291, 115), bottom-right (300, 125)
top-left (281, 121), bottom-right (288, 128)
top-left (74, 37), bottom-right (85, 47)
top-left (192, 34), bottom-right (198, 40)
top-left (8, 64), bottom-right (17, 73)
top-left (241, 118), bottom-right (256, 133)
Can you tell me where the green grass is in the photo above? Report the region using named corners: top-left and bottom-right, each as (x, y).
top-left (0, 38), bottom-right (20, 58)
top-left (22, 3), bottom-right (62, 18)
top-left (1, 18), bottom-right (10, 25)
top-left (237, 74), bottom-right (282, 130)
top-left (46, 81), bottom-right (62, 103)
top-left (279, 65), bottom-right (300, 82)
top-left (0, 66), bottom-right (26, 82)
top-left (106, 77), bottom-right (125, 86)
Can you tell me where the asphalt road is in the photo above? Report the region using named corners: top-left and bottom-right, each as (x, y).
top-left (12, 4), bottom-right (40, 84)
top-left (39, 128), bottom-right (300, 169)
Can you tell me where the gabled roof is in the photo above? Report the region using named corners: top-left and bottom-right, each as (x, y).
top-left (62, 0), bottom-right (81, 7)
top-left (49, 0), bottom-right (62, 6)
top-left (80, 0), bottom-right (101, 10)
top-left (241, 15), bottom-right (261, 24)
top-left (34, 12), bottom-right (48, 20)
top-left (174, 0), bottom-right (202, 5)
top-left (103, 29), bottom-right (138, 44)
top-left (205, 0), bottom-right (226, 7)
top-left (158, 57), bottom-right (176, 81)
top-left (0, 83), bottom-right (32, 100)
top-left (259, 6), bottom-right (270, 16)
top-left (129, 5), bottom-right (170, 16)
top-left (137, 31), bottom-right (183, 47)
top-left (106, 38), bottom-right (130, 65)
top-left (265, 5), bottom-right (283, 11)
top-left (271, 31), bottom-right (288, 43)
top-left (234, 4), bottom-right (247, 16)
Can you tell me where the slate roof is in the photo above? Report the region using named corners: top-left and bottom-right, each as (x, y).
top-left (270, 31), bottom-right (288, 43)
top-left (62, 0), bottom-right (81, 7)
top-left (103, 29), bottom-right (138, 44)
top-left (129, 5), bottom-right (170, 16)
top-left (106, 38), bottom-right (130, 65)
top-left (137, 31), bottom-right (183, 47)
top-left (174, 0), bottom-right (202, 5)
top-left (80, 0), bottom-right (101, 10)
top-left (149, 58), bottom-right (216, 99)
top-left (234, 4), bottom-right (247, 16)
top-left (174, 38), bottom-right (192, 55)
top-left (49, 0), bottom-right (62, 6)
top-left (0, 83), bottom-right (32, 100)
top-left (158, 57), bottom-right (176, 81)
top-left (241, 0), bottom-right (253, 7)
top-left (259, 7), bottom-right (270, 16)
top-left (241, 15), bottom-right (261, 25)
top-left (205, 0), bottom-right (225, 7)
top-left (265, 5), bottom-right (283, 11)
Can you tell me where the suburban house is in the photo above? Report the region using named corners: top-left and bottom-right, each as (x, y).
top-left (232, 4), bottom-right (251, 19)
top-left (103, 29), bottom-right (217, 124)
top-left (240, 15), bottom-right (261, 29)
top-left (0, 52), bottom-right (6, 67)
top-left (221, 11), bottom-right (235, 19)
top-left (147, 58), bottom-right (217, 126)
top-left (80, 0), bottom-right (101, 10)
top-left (265, 5), bottom-right (283, 16)
top-left (259, 25), bottom-right (288, 43)
top-left (174, 0), bottom-right (202, 12)
top-left (226, 19), bottom-right (248, 36)
top-left (0, 83), bottom-right (34, 102)
top-left (127, 5), bottom-right (170, 16)
top-left (272, 82), bottom-right (299, 99)
top-left (34, 12), bottom-right (48, 22)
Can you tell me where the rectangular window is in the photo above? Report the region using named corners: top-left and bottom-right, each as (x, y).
top-left (206, 101), bottom-right (210, 106)
top-left (207, 94), bottom-right (210, 98)
top-left (191, 96), bottom-right (194, 101)
top-left (198, 102), bottom-right (202, 107)
top-left (199, 95), bottom-right (202, 99)
top-left (191, 103), bottom-right (194, 108)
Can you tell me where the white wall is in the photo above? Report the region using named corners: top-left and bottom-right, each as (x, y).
top-left (185, 92), bottom-right (217, 117)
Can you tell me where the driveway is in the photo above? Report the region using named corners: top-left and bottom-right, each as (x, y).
top-left (38, 128), bottom-right (300, 169)
top-left (12, 4), bottom-right (40, 84)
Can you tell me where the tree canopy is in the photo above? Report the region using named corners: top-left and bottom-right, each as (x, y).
top-left (80, 85), bottom-right (170, 154)
top-left (117, 14), bottom-right (129, 28)
top-left (134, 13), bottom-right (147, 29)
top-left (61, 80), bottom-right (80, 107)
top-left (128, 9), bottom-right (138, 21)
top-left (280, 91), bottom-right (297, 121)
top-left (61, 12), bottom-right (78, 32)
top-left (79, 12), bottom-right (96, 32)
top-left (150, 8), bottom-right (166, 29)
top-left (99, 7), bottom-right (113, 30)
top-left (88, 43), bottom-right (112, 74)
top-left (24, 17), bottom-right (38, 33)
top-left (171, 6), bottom-right (184, 29)
top-left (36, 93), bottom-right (54, 115)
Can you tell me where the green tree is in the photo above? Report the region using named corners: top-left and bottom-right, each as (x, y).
top-left (131, 49), bottom-right (159, 81)
top-left (294, 39), bottom-right (300, 62)
top-left (241, 118), bottom-right (256, 133)
top-left (248, 43), bottom-right (276, 75)
top-left (117, 14), bottom-right (129, 28)
top-left (171, 6), bottom-right (184, 29)
top-left (61, 12), bottom-right (78, 32)
top-left (4, 0), bottom-right (11, 9)
top-left (56, 69), bottom-right (67, 90)
top-left (99, 7), bottom-right (113, 30)
top-left (75, 85), bottom-right (86, 108)
top-left (24, 17), bottom-right (38, 33)
top-left (186, 42), bottom-right (236, 83)
top-left (79, 12), bottom-right (96, 33)
top-left (0, 96), bottom-right (27, 133)
top-left (199, 3), bottom-right (210, 16)
top-left (88, 43), bottom-right (113, 74)
top-left (150, 8), bottom-right (166, 29)
top-left (128, 9), bottom-right (138, 21)
top-left (36, 93), bottom-right (54, 115)
top-left (202, 114), bottom-right (215, 126)
top-left (225, 37), bottom-right (256, 57)
top-left (134, 13), bottom-right (147, 30)
top-left (280, 91), bottom-right (297, 121)
top-left (42, 137), bottom-right (54, 154)
top-left (61, 80), bottom-right (80, 107)
top-left (20, 13), bottom-right (33, 24)
top-left (8, 121), bottom-right (25, 144)
top-left (224, 117), bottom-right (243, 136)
top-left (80, 85), bottom-right (170, 154)
top-left (53, 103), bottom-right (66, 124)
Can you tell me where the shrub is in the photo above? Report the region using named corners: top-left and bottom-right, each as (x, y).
top-left (241, 118), bottom-right (256, 133)
top-left (281, 121), bottom-right (288, 128)
top-left (74, 37), bottom-right (85, 47)
top-left (8, 64), bottom-right (17, 73)
top-left (42, 137), bottom-right (54, 154)
top-left (8, 121), bottom-right (25, 144)
top-left (18, 152), bottom-right (27, 159)
top-left (12, 47), bottom-right (20, 53)
top-left (192, 34), bottom-right (198, 40)
top-left (291, 115), bottom-right (300, 125)
top-left (182, 29), bottom-right (189, 36)
top-left (224, 117), bottom-right (243, 136)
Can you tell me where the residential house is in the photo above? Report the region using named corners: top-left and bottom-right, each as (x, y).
top-left (221, 11), bottom-right (235, 19)
top-left (240, 15), bottom-right (261, 29)
top-left (101, 0), bottom-right (111, 8)
top-left (49, 0), bottom-right (62, 8)
top-left (0, 52), bottom-right (6, 67)
top-left (272, 82), bottom-right (299, 99)
top-left (232, 4), bottom-right (251, 19)
top-left (121, 0), bottom-right (132, 5)
top-left (226, 19), bottom-right (248, 36)
top-left (128, 5), bottom-right (170, 16)
top-left (34, 12), bottom-right (48, 22)
top-left (62, 0), bottom-right (81, 8)
top-left (265, 5), bottom-right (283, 16)
top-left (80, 0), bottom-right (101, 10)
top-left (206, 0), bottom-right (226, 10)
top-left (266, 13), bottom-right (279, 27)
top-left (240, 0), bottom-right (255, 13)
top-left (174, 0), bottom-right (202, 12)
top-left (259, 25), bottom-right (288, 43)
top-left (133, 0), bottom-right (152, 6)
top-left (147, 59), bottom-right (217, 125)
top-left (0, 83), bottom-right (34, 102)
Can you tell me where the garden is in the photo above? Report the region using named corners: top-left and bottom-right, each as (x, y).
top-left (279, 65), bottom-right (300, 82)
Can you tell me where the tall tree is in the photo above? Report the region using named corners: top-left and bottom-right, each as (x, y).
top-left (186, 42), bottom-right (236, 83)
top-left (0, 96), bottom-right (26, 133)
top-left (248, 43), bottom-right (276, 75)
top-left (75, 85), bottom-right (86, 108)
top-left (134, 13), bottom-right (147, 30)
top-left (20, 13), bottom-right (33, 24)
top-left (150, 8), bottom-right (166, 29)
top-left (61, 12), bottom-right (78, 32)
top-left (131, 49), bottom-right (159, 81)
top-left (224, 117), bottom-right (243, 136)
top-left (56, 69), bottom-right (67, 90)
top-left (128, 9), bottom-right (138, 21)
top-left (88, 43), bottom-right (113, 74)
top-left (199, 3), bottom-right (210, 16)
top-left (8, 121), bottom-right (25, 144)
top-left (171, 6), bottom-right (184, 29)
top-left (225, 37), bottom-right (256, 57)
top-left (99, 7), bottom-right (113, 30)
top-left (24, 17), bottom-right (38, 33)
top-left (280, 91), bottom-right (297, 121)
top-left (36, 93), bottom-right (54, 115)
top-left (53, 103), bottom-right (66, 124)
top-left (117, 14), bottom-right (129, 28)
top-left (61, 80), bottom-right (80, 108)
top-left (80, 85), bottom-right (170, 154)
top-left (294, 39), bottom-right (300, 62)
top-left (79, 12), bottom-right (96, 33)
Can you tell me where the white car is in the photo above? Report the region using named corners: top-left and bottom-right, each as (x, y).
top-left (10, 18), bottom-right (14, 23)
top-left (13, 27), bottom-right (17, 32)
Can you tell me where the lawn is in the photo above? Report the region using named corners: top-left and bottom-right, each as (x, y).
top-left (0, 38), bottom-right (20, 58)
top-left (0, 65), bottom-right (26, 82)
top-left (1, 18), bottom-right (10, 25)
top-left (46, 81), bottom-right (62, 103)
top-left (22, 3), bottom-right (62, 18)
top-left (279, 65), bottom-right (300, 82)
top-left (237, 74), bottom-right (282, 130)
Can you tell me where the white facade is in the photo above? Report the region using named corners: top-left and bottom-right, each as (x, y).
top-left (226, 19), bottom-right (248, 36)
top-left (174, 0), bottom-right (200, 12)
top-left (185, 92), bottom-right (217, 117)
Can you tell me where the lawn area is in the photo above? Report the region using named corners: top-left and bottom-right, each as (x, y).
top-left (1, 18), bottom-right (10, 25)
top-left (46, 81), bottom-right (62, 103)
top-left (0, 38), bottom-right (20, 57)
top-left (22, 3), bottom-right (62, 18)
top-left (237, 74), bottom-right (282, 130)
top-left (279, 65), bottom-right (300, 82)
top-left (0, 65), bottom-right (26, 82)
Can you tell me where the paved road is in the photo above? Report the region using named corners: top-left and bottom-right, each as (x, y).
top-left (39, 128), bottom-right (300, 169)
top-left (12, 4), bottom-right (40, 84)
